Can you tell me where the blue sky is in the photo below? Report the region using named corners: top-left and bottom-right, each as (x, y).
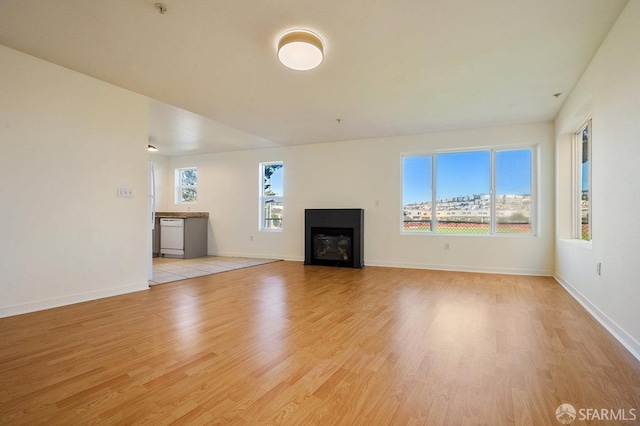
top-left (403, 149), bottom-right (531, 204)
top-left (403, 156), bottom-right (432, 204)
top-left (582, 161), bottom-right (589, 190)
top-left (269, 166), bottom-right (284, 196)
top-left (496, 149), bottom-right (531, 195)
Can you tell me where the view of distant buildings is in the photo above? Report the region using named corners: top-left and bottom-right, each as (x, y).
top-left (404, 193), bottom-right (531, 223)
top-left (581, 189), bottom-right (590, 222)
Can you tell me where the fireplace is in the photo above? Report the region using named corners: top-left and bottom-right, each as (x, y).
top-left (305, 209), bottom-right (364, 268)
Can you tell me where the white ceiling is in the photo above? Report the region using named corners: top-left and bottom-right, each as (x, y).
top-left (0, 0), bottom-right (629, 155)
top-left (148, 99), bottom-right (279, 155)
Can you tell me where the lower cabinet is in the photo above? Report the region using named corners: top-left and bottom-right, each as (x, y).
top-left (183, 217), bottom-right (208, 259)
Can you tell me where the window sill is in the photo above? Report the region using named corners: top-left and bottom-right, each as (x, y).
top-left (400, 231), bottom-right (536, 238)
top-left (559, 238), bottom-right (592, 249)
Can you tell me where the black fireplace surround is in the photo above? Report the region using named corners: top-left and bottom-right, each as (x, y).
top-left (304, 209), bottom-right (364, 268)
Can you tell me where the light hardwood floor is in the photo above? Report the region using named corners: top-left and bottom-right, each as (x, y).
top-left (1, 262), bottom-right (638, 425)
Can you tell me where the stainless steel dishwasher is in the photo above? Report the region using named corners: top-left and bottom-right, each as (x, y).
top-left (160, 218), bottom-right (184, 257)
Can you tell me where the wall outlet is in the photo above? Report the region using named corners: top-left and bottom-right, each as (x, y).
top-left (596, 262), bottom-right (602, 276)
top-left (444, 243), bottom-right (450, 250)
top-left (117, 187), bottom-right (133, 198)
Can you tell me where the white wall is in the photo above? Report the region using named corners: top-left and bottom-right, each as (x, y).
top-left (161, 121), bottom-right (555, 275)
top-left (0, 45), bottom-right (149, 317)
top-left (554, 0), bottom-right (640, 359)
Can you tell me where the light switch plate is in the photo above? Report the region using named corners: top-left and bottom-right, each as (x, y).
top-left (117, 187), bottom-right (134, 198)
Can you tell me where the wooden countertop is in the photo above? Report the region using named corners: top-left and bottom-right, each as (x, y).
top-left (156, 212), bottom-right (209, 219)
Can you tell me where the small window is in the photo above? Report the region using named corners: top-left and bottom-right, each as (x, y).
top-left (260, 162), bottom-right (283, 230)
top-left (175, 167), bottom-right (197, 203)
top-left (575, 119), bottom-right (591, 241)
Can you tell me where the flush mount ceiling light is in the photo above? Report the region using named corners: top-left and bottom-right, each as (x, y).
top-left (277, 30), bottom-right (324, 71)
top-left (148, 144), bottom-right (158, 152)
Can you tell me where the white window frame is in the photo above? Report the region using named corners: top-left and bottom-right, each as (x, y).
top-left (401, 145), bottom-right (537, 237)
top-left (175, 167), bottom-right (197, 204)
top-left (259, 161), bottom-right (283, 231)
top-left (573, 118), bottom-right (592, 241)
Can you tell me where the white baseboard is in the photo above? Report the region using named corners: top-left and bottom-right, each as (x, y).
top-left (365, 259), bottom-right (552, 276)
top-left (0, 282), bottom-right (149, 319)
top-left (208, 251), bottom-right (301, 261)
top-left (554, 273), bottom-right (640, 362)
top-left (282, 255), bottom-right (305, 262)
top-left (210, 252), bottom-right (551, 276)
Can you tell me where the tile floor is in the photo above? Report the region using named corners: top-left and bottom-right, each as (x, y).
top-left (149, 256), bottom-right (280, 285)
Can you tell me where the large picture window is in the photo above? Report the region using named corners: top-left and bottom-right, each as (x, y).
top-left (402, 147), bottom-right (535, 235)
top-left (260, 161), bottom-right (283, 230)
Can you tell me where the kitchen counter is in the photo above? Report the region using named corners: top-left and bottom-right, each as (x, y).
top-left (156, 211), bottom-right (209, 219)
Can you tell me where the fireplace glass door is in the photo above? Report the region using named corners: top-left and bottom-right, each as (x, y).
top-left (311, 227), bottom-right (353, 266)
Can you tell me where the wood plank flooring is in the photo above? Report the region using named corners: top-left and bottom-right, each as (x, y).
top-left (1, 262), bottom-right (639, 425)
